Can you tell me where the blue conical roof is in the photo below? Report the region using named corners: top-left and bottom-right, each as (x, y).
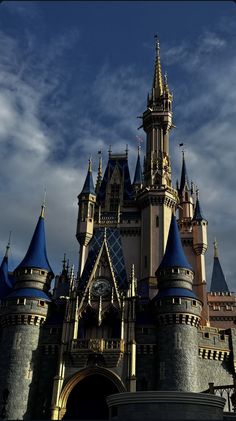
top-left (0, 249), bottom-right (13, 299)
top-left (210, 243), bottom-right (229, 293)
top-left (133, 153), bottom-right (143, 185)
top-left (179, 154), bottom-right (189, 195)
top-left (81, 168), bottom-right (95, 195)
top-left (210, 257), bottom-right (229, 293)
top-left (16, 207), bottom-right (53, 273)
top-left (193, 198), bottom-right (204, 221)
top-left (158, 214), bottom-right (192, 271)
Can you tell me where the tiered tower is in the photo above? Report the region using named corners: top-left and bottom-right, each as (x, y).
top-left (138, 40), bottom-right (178, 298)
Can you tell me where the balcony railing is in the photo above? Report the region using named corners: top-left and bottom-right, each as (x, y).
top-left (203, 383), bottom-right (236, 413)
top-left (71, 338), bottom-right (124, 353)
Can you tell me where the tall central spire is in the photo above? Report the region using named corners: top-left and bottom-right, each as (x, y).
top-left (143, 38), bottom-right (173, 187)
top-left (152, 37), bottom-right (163, 100)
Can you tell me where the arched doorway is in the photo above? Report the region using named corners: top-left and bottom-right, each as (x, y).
top-left (63, 373), bottom-right (119, 420)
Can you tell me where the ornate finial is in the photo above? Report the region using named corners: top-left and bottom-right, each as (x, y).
top-left (98, 296), bottom-right (102, 326)
top-left (70, 264), bottom-right (75, 279)
top-left (125, 144), bottom-right (129, 158)
top-left (88, 156), bottom-right (92, 172)
top-left (62, 253), bottom-right (66, 270)
top-left (190, 181), bottom-right (194, 195)
top-left (40, 188), bottom-right (47, 218)
top-left (108, 145), bottom-right (112, 158)
top-left (154, 34), bottom-right (160, 56)
top-left (66, 259), bottom-right (70, 273)
top-left (214, 238), bottom-right (218, 258)
top-left (130, 264), bottom-right (136, 297)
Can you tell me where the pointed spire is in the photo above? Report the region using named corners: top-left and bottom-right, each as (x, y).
top-left (193, 189), bottom-right (205, 221)
top-left (158, 214), bottom-right (192, 271)
top-left (152, 35), bottom-right (163, 98)
top-left (16, 205), bottom-right (53, 274)
top-left (210, 241), bottom-right (229, 293)
top-left (81, 157), bottom-right (95, 195)
top-left (179, 151), bottom-right (190, 195)
top-left (133, 146), bottom-right (143, 186)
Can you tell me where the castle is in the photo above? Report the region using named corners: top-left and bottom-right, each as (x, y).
top-left (0, 40), bottom-right (236, 420)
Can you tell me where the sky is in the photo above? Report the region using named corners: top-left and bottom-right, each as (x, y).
top-left (0, 1), bottom-right (236, 290)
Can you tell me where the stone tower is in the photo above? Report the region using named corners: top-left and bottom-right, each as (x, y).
top-left (154, 214), bottom-right (202, 392)
top-left (0, 205), bottom-right (53, 419)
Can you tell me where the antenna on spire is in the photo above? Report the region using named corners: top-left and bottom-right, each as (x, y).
top-left (88, 156), bottom-right (92, 172)
top-left (41, 187), bottom-right (47, 218)
top-left (196, 186), bottom-right (199, 200)
top-left (108, 145), bottom-right (112, 158)
top-left (5, 231), bottom-right (11, 257)
top-left (125, 144), bottom-right (129, 158)
top-left (154, 34), bottom-right (160, 55)
top-left (179, 142), bottom-right (185, 156)
top-left (213, 238), bottom-right (218, 258)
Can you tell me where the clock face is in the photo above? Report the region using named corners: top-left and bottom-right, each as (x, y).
top-left (92, 279), bottom-right (111, 297)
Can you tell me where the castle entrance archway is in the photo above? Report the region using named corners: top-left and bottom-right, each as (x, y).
top-left (60, 367), bottom-right (125, 420)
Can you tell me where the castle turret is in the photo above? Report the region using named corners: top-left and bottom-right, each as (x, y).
top-left (154, 214), bottom-right (202, 392)
top-left (0, 204), bottom-right (53, 420)
top-left (192, 192), bottom-right (208, 322)
top-left (76, 158), bottom-right (96, 275)
top-left (178, 152), bottom-right (194, 221)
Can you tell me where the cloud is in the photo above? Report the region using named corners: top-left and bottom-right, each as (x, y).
top-left (0, 7), bottom-right (235, 295)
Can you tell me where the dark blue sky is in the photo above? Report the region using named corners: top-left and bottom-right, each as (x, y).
top-left (0, 1), bottom-right (236, 289)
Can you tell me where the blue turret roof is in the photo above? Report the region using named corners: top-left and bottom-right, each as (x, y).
top-left (7, 288), bottom-right (51, 302)
top-left (16, 207), bottom-right (53, 274)
top-left (81, 163), bottom-right (95, 195)
top-left (210, 241), bottom-right (229, 293)
top-left (210, 257), bottom-right (229, 293)
top-left (0, 248), bottom-right (14, 299)
top-left (179, 153), bottom-right (189, 195)
top-left (193, 197), bottom-right (204, 221)
top-left (158, 214), bottom-right (192, 271)
top-left (133, 152), bottom-right (143, 185)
